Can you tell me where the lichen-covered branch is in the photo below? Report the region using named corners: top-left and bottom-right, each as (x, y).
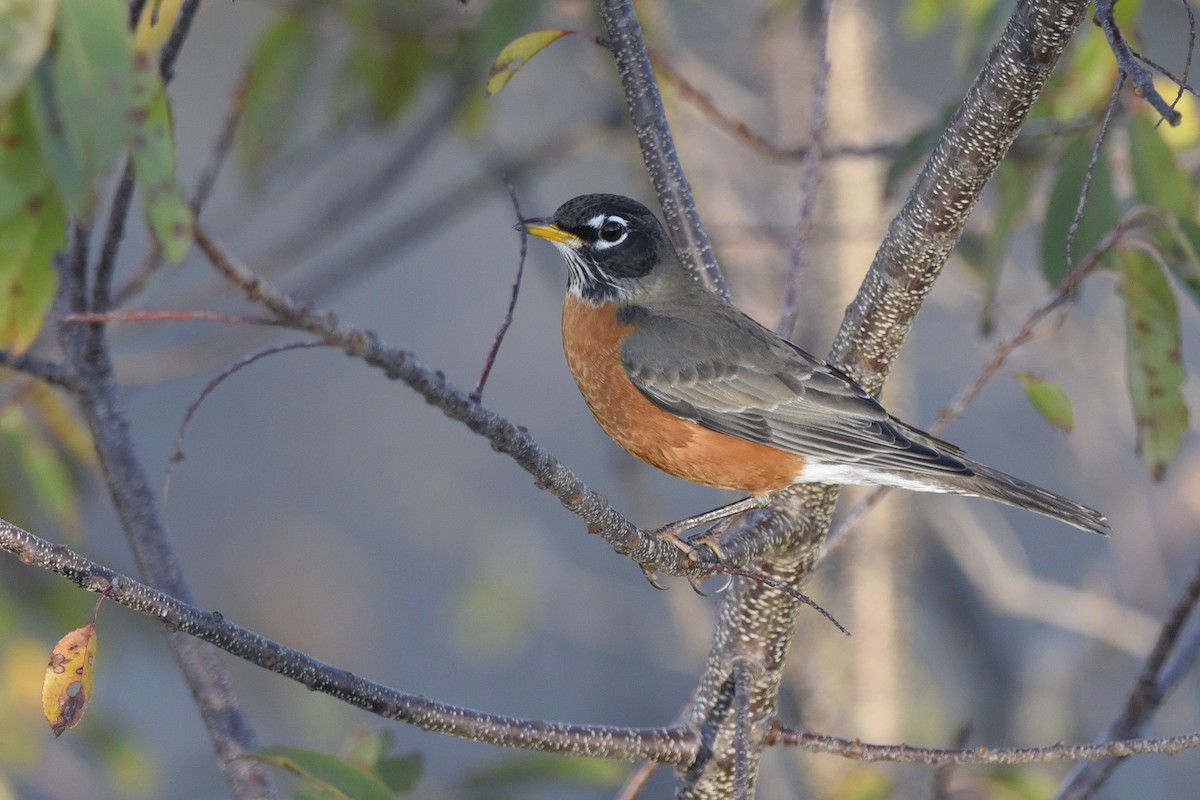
top-left (0, 517), bottom-right (697, 764)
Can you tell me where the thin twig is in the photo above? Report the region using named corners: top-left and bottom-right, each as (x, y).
top-left (472, 177), bottom-right (526, 402)
top-left (777, 0), bottom-right (832, 339)
top-left (0, 351), bottom-right (75, 389)
top-left (648, 45), bottom-right (898, 163)
top-left (1128, 47), bottom-right (1200, 101)
top-left (157, 0), bottom-right (202, 82)
top-left (1056, 556), bottom-right (1200, 798)
top-left (769, 724), bottom-right (1200, 764)
top-left (61, 310), bottom-right (283, 326)
top-left (91, 161), bottom-right (136, 315)
top-left (0, 516), bottom-right (698, 764)
top-left (613, 761), bottom-right (659, 800)
top-left (1065, 74), bottom-right (1124, 270)
top-left (702, 562), bottom-right (849, 636)
top-left (1093, 0), bottom-right (1184, 124)
top-left (162, 341), bottom-right (327, 508)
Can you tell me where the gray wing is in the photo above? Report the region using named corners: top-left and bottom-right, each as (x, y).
top-left (621, 305), bottom-right (973, 477)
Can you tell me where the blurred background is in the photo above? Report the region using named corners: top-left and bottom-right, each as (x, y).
top-left (3, 0), bottom-right (1199, 797)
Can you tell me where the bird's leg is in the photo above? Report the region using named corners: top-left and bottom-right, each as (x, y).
top-left (650, 495), bottom-right (766, 564)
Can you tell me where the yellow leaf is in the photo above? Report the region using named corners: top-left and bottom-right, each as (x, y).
top-left (42, 620), bottom-right (97, 737)
top-left (0, 0), bottom-right (58, 118)
top-left (486, 29), bottom-right (573, 97)
top-left (134, 0), bottom-right (186, 57)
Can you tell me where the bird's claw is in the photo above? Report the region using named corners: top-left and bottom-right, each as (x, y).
top-left (640, 565), bottom-right (668, 590)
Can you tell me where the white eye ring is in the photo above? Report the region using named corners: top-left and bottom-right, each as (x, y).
top-left (593, 215), bottom-right (629, 249)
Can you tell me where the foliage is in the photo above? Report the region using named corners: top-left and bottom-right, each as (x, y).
top-left (1, 0), bottom-right (1199, 797)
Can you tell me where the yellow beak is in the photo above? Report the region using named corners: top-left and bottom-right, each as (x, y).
top-left (519, 219), bottom-right (584, 249)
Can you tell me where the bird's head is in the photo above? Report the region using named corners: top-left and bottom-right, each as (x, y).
top-left (518, 194), bottom-right (685, 305)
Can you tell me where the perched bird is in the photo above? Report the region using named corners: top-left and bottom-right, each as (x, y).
top-left (518, 194), bottom-right (1109, 543)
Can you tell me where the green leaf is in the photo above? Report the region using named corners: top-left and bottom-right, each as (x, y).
top-left (244, 747), bottom-right (395, 800)
top-left (0, 95), bottom-right (65, 352)
top-left (486, 30), bottom-right (573, 97)
top-left (1119, 248), bottom-right (1189, 480)
top-left (1129, 114), bottom-right (1194, 218)
top-left (1041, 133), bottom-right (1119, 285)
top-left (1015, 373), bottom-right (1074, 432)
top-left (0, 0), bottom-right (58, 118)
top-left (373, 753), bottom-right (421, 793)
top-left (26, 0), bottom-right (133, 215)
top-left (127, 52), bottom-right (191, 261)
top-left (237, 13), bottom-right (317, 186)
top-left (341, 730), bottom-right (421, 793)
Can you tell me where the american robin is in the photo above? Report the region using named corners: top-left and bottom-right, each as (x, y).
top-left (518, 193), bottom-right (1109, 546)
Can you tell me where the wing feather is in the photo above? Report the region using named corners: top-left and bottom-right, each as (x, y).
top-left (621, 305), bottom-right (972, 478)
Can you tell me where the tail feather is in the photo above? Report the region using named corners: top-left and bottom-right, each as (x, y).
top-left (946, 460), bottom-right (1110, 536)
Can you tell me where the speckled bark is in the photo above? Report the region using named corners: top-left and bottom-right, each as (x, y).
top-left (668, 1), bottom-right (1092, 796)
top-left (597, 0), bottom-right (727, 298)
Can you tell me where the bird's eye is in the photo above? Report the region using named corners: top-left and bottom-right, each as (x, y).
top-left (599, 219), bottom-right (626, 243)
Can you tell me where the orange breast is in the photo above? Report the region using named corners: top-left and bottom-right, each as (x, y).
top-left (562, 294), bottom-right (804, 494)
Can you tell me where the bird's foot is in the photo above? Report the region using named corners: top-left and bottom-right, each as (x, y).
top-left (649, 515), bottom-right (746, 594)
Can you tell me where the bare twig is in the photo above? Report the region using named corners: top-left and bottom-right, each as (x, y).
top-left (614, 761), bottom-right (659, 800)
top-left (91, 161), bottom-right (135, 315)
top-left (0, 351), bottom-right (75, 389)
top-left (1093, 0), bottom-right (1183, 124)
top-left (61, 310), bottom-right (283, 326)
top-left (1131, 49), bottom-right (1200, 103)
top-left (777, 0), bottom-right (832, 339)
top-left (770, 724), bottom-right (1200, 764)
top-left (1065, 74), bottom-right (1124, 270)
top-left (1056, 556), bottom-right (1200, 798)
top-left (596, 0), bottom-right (727, 298)
top-left (0, 516), bottom-right (698, 765)
top-left (472, 177), bottom-right (526, 402)
top-left (649, 46), bottom-right (898, 163)
top-left (162, 341), bottom-right (327, 507)
top-left (931, 208), bottom-right (1143, 433)
top-left (52, 4), bottom-right (277, 795)
top-left (157, 0), bottom-right (202, 82)
top-left (701, 562), bottom-right (849, 636)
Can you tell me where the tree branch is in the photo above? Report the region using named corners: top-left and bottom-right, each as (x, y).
top-left (674, 1), bottom-right (1094, 795)
top-left (770, 725), bottom-right (1200, 765)
top-left (44, 4), bottom-right (277, 795)
top-left (0, 351), bottom-right (75, 389)
top-left (596, 0), bottom-right (727, 298)
top-left (1093, 0), bottom-right (1184, 125)
top-left (0, 516), bottom-right (698, 764)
